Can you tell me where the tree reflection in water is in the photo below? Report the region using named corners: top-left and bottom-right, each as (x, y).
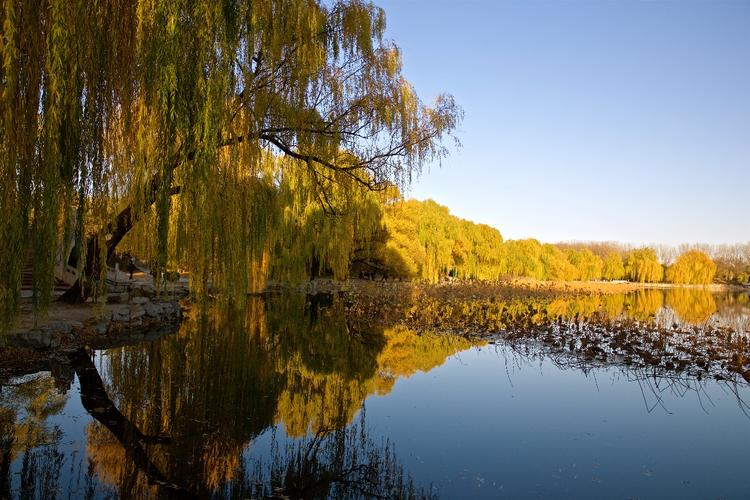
top-left (396, 288), bottom-right (738, 331)
top-left (227, 409), bottom-right (435, 499)
top-left (389, 288), bottom-right (749, 381)
top-left (70, 347), bottom-right (434, 499)
top-left (0, 289), bottom-right (748, 498)
top-left (0, 371), bottom-right (69, 499)
top-left (495, 340), bottom-right (750, 419)
top-left (76, 294), bottom-right (458, 498)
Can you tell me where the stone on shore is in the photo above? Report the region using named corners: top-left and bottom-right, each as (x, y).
top-left (7, 297), bottom-right (183, 351)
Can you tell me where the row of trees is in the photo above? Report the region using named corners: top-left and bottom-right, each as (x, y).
top-left (355, 198), bottom-right (728, 285)
top-left (558, 241), bottom-right (750, 285)
top-left (689, 244), bottom-right (750, 285)
top-left (353, 198), bottom-right (505, 281)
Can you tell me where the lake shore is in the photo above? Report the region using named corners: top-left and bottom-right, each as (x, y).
top-left (0, 293), bottom-right (185, 377)
top-left (330, 279), bottom-right (750, 384)
top-left (296, 276), bottom-right (747, 300)
top-left (2, 277), bottom-right (747, 377)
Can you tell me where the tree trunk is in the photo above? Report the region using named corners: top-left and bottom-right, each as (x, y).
top-left (68, 348), bottom-right (194, 498)
top-left (58, 149), bottom-right (191, 303)
top-left (58, 205), bottom-right (138, 303)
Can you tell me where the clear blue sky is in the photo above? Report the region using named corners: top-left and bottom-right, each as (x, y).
top-left (378, 0), bottom-right (750, 246)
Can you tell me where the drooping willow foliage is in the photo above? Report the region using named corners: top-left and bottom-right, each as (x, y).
top-left (122, 153), bottom-right (386, 295)
top-left (665, 250), bottom-right (717, 285)
top-left (0, 0), bottom-right (460, 323)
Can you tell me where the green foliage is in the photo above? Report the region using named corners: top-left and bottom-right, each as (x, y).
top-left (0, 0), bottom-right (460, 323)
top-left (665, 250), bottom-right (716, 285)
top-left (624, 248), bottom-right (664, 283)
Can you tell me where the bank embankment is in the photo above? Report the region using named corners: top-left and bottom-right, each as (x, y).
top-left (1, 292), bottom-right (184, 376)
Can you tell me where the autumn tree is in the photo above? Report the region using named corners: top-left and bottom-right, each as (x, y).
top-left (565, 248), bottom-right (603, 281)
top-left (0, 0), bottom-right (460, 322)
top-left (361, 198), bottom-right (504, 281)
top-left (554, 241), bottom-right (630, 260)
top-left (665, 250), bottom-right (716, 285)
top-left (540, 244), bottom-right (576, 281)
top-left (503, 239), bottom-right (545, 280)
top-left (454, 221), bottom-right (505, 280)
top-left (601, 251), bottom-right (626, 281)
top-left (708, 243), bottom-right (750, 284)
top-left (624, 248), bottom-right (664, 283)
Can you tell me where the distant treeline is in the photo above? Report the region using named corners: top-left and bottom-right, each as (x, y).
top-left (354, 198), bottom-right (750, 285)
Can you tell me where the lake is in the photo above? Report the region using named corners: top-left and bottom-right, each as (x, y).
top-left (2, 289), bottom-right (749, 498)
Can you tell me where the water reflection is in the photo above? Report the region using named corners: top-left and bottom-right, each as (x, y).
top-left (498, 340), bottom-right (750, 418)
top-left (26, 294), bottom-right (467, 498)
top-left (0, 372), bottom-right (69, 499)
top-left (396, 288), bottom-right (750, 382)
top-left (0, 289), bottom-right (748, 498)
top-left (403, 288), bottom-right (747, 330)
top-left (238, 410), bottom-right (434, 499)
top-left (664, 288), bottom-right (716, 324)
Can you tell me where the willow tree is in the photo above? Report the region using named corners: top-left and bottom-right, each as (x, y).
top-left (540, 243), bottom-right (576, 281)
top-left (601, 251), bottom-right (625, 281)
top-left (363, 198), bottom-right (505, 281)
top-left (665, 250), bottom-right (716, 285)
top-left (503, 239), bottom-right (545, 280)
top-left (624, 248), bottom-right (664, 283)
top-left (565, 248), bottom-right (603, 281)
top-left (0, 0), bottom-right (460, 322)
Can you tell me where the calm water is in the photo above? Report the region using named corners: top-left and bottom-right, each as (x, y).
top-left (1, 289), bottom-right (749, 499)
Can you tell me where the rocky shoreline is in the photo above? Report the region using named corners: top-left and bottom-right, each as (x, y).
top-left (4, 275), bottom-right (188, 349)
top-left (5, 297), bottom-right (183, 351)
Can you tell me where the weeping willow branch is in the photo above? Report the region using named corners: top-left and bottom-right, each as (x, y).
top-left (59, 185), bottom-right (181, 303)
top-left (2, 0), bottom-right (461, 319)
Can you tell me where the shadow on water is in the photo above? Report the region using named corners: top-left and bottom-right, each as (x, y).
top-left (0, 289), bottom-right (748, 498)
